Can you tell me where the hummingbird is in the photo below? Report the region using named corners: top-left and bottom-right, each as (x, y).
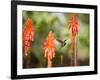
top-left (54, 39), bottom-right (67, 49)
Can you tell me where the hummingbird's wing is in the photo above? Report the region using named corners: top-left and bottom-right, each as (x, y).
top-left (55, 39), bottom-right (67, 48)
top-left (56, 39), bottom-right (63, 44)
top-left (54, 39), bottom-right (61, 46)
top-left (54, 39), bottom-right (62, 49)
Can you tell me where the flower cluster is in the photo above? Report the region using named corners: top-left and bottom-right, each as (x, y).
top-left (23, 19), bottom-right (35, 56)
top-left (43, 31), bottom-right (55, 60)
top-left (68, 15), bottom-right (79, 37)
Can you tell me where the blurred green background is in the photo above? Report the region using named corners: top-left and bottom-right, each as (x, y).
top-left (22, 11), bottom-right (90, 68)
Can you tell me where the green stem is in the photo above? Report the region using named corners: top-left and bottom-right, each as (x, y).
top-left (71, 36), bottom-right (77, 66)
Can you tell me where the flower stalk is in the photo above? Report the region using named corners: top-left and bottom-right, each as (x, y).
top-left (68, 15), bottom-right (79, 66)
top-left (43, 31), bottom-right (55, 67)
top-left (23, 18), bottom-right (35, 56)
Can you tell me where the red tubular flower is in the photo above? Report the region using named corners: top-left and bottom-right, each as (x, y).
top-left (23, 18), bottom-right (35, 56)
top-left (69, 15), bottom-right (79, 37)
top-left (43, 31), bottom-right (55, 67)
